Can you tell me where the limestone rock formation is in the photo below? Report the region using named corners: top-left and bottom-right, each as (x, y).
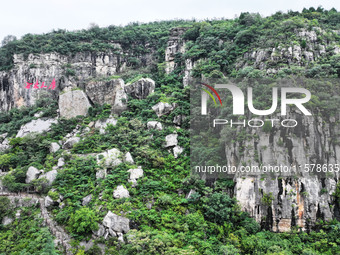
top-left (50, 142), bottom-right (60, 153)
top-left (128, 166), bottom-right (144, 186)
top-left (96, 169), bottom-right (107, 179)
top-left (95, 118), bottom-right (117, 134)
top-left (124, 152), bottom-right (134, 164)
top-left (124, 78), bottom-right (155, 99)
top-left (86, 79), bottom-right (127, 114)
top-left (59, 90), bottom-right (91, 119)
top-left (2, 216), bottom-right (13, 226)
top-left (39, 169), bottom-right (58, 186)
top-left (25, 166), bottom-right (41, 183)
top-left (63, 137), bottom-right (80, 149)
top-left (113, 185), bottom-right (130, 199)
top-left (164, 133), bottom-right (178, 148)
top-left (173, 145), bottom-right (184, 158)
top-left (16, 119), bottom-right (57, 138)
top-left (102, 211), bottom-right (130, 233)
top-left (96, 148), bottom-right (122, 167)
top-left (82, 194), bottom-right (92, 206)
top-left (152, 102), bottom-right (176, 117)
top-left (147, 121), bottom-right (163, 130)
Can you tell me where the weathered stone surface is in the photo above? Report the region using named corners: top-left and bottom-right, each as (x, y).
top-left (164, 133), bottom-right (178, 148)
top-left (96, 169), bottom-right (107, 179)
top-left (102, 211), bottom-right (130, 233)
top-left (113, 185), bottom-right (130, 199)
top-left (124, 78), bottom-right (155, 99)
top-left (86, 79), bottom-right (127, 114)
top-left (50, 142), bottom-right (60, 153)
top-left (95, 118), bottom-right (117, 134)
top-left (59, 90), bottom-right (91, 119)
top-left (16, 119), bottom-right (57, 138)
top-left (39, 169), bottom-right (58, 186)
top-left (124, 152), bottom-right (134, 164)
top-left (173, 145), bottom-right (183, 158)
top-left (173, 115), bottom-right (185, 126)
top-left (165, 27), bottom-right (187, 74)
top-left (117, 232), bottom-right (125, 243)
top-left (25, 166), bottom-right (40, 183)
top-left (63, 137), bottom-right (80, 149)
top-left (128, 166), bottom-right (144, 186)
top-left (15, 210), bottom-right (21, 219)
top-left (147, 121), bottom-right (163, 130)
top-left (97, 148), bottom-right (122, 167)
top-left (79, 241), bottom-right (94, 252)
top-left (152, 102), bottom-right (176, 117)
top-left (44, 196), bottom-right (54, 208)
top-left (2, 216), bottom-right (13, 226)
top-left (82, 194), bottom-right (92, 206)
top-left (57, 157), bottom-right (65, 168)
top-left (93, 224), bottom-right (105, 237)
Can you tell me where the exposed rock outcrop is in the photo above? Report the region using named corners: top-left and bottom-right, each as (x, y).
top-left (95, 118), bottom-right (117, 134)
top-left (86, 79), bottom-right (127, 114)
top-left (152, 102), bottom-right (176, 117)
top-left (113, 185), bottom-right (130, 199)
top-left (102, 211), bottom-right (130, 233)
top-left (59, 90), bottom-right (91, 119)
top-left (147, 121), bottom-right (163, 130)
top-left (25, 166), bottom-right (41, 183)
top-left (164, 133), bottom-right (178, 148)
top-left (96, 148), bottom-right (122, 168)
top-left (128, 166), bottom-right (144, 186)
top-left (16, 119), bottom-right (57, 138)
top-left (39, 169), bottom-right (58, 186)
top-left (63, 137), bottom-right (80, 149)
top-left (124, 78), bottom-right (155, 99)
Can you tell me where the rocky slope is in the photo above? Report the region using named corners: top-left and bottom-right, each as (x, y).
top-left (0, 15), bottom-right (339, 246)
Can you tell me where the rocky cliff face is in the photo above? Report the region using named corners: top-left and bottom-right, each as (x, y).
top-left (236, 28), bottom-right (340, 74)
top-left (0, 26), bottom-right (339, 233)
top-left (0, 49), bottom-right (152, 112)
top-left (227, 108), bottom-right (340, 232)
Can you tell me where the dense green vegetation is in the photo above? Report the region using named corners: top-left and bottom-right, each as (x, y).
top-left (0, 204), bottom-right (60, 254)
top-left (0, 6), bottom-right (340, 255)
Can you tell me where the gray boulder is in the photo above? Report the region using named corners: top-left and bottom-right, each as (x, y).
top-left (57, 157), bottom-right (65, 168)
top-left (93, 224), bottom-right (106, 237)
top-left (124, 78), bottom-right (155, 99)
top-left (128, 166), bottom-right (144, 186)
top-left (59, 90), bottom-right (91, 119)
top-left (50, 142), bottom-right (60, 153)
top-left (97, 148), bottom-right (122, 167)
top-left (44, 196), bottom-right (54, 208)
top-left (2, 216), bottom-right (13, 226)
top-left (86, 79), bottom-right (127, 114)
top-left (173, 115), bottom-right (185, 126)
top-left (113, 185), bottom-right (130, 199)
top-left (63, 137), bottom-right (80, 149)
top-left (16, 119), bottom-right (57, 138)
top-left (82, 194), bottom-right (92, 206)
top-left (25, 166), bottom-right (40, 183)
top-left (152, 102), bottom-right (176, 117)
top-left (124, 152), bottom-right (134, 164)
top-left (173, 145), bottom-right (184, 158)
top-left (102, 211), bottom-right (130, 233)
top-left (147, 121), bottom-right (163, 131)
top-left (164, 133), bottom-right (178, 148)
top-left (39, 169), bottom-right (58, 186)
top-left (96, 169), bottom-right (107, 179)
